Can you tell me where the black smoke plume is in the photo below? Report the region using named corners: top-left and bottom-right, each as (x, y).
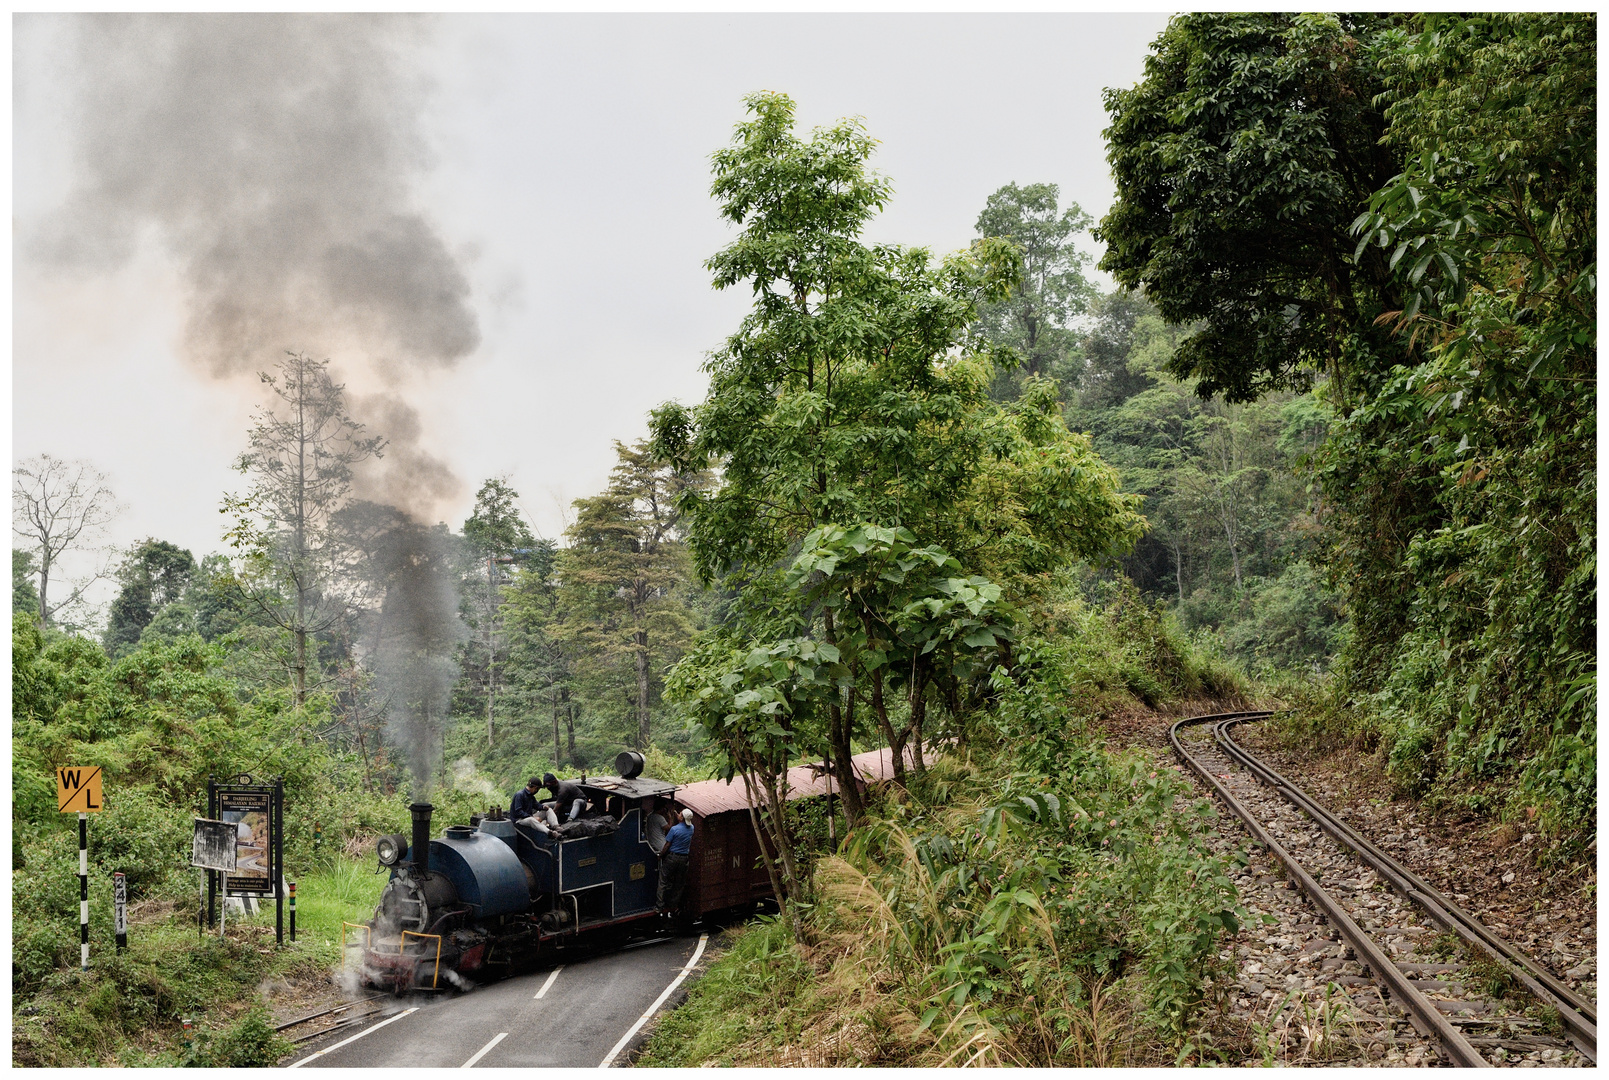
top-left (28, 13), bottom-right (478, 517)
top-left (344, 506), bottom-right (468, 800)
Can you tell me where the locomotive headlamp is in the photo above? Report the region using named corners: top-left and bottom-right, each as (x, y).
top-left (376, 833), bottom-right (409, 867)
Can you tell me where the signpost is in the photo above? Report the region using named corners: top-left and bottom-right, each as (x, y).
top-left (204, 776), bottom-right (285, 945)
top-left (113, 872), bottom-right (128, 952)
top-left (57, 767), bottom-right (104, 970)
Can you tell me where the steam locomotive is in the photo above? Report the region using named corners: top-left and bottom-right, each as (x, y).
top-left (355, 746), bottom-right (908, 992)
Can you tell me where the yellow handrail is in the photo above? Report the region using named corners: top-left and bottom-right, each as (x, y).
top-left (401, 931), bottom-right (443, 989)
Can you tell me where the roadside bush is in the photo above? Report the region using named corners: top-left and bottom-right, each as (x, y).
top-left (184, 1003), bottom-right (290, 1067)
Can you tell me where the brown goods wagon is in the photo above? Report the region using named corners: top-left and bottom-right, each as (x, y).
top-left (673, 745), bottom-right (919, 917)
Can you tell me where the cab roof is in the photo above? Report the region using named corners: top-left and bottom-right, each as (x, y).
top-left (578, 775), bottom-right (678, 800)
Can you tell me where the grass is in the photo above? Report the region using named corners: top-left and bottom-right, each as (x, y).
top-left (634, 918), bottom-right (814, 1067)
top-left (12, 854), bottom-right (388, 1067)
top-left (286, 853), bottom-right (392, 961)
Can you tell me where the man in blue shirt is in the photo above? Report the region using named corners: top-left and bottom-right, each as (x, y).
top-left (656, 809), bottom-right (695, 912)
top-left (510, 777), bottom-right (542, 823)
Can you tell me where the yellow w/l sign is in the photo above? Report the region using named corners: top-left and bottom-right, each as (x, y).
top-left (57, 767), bottom-right (103, 813)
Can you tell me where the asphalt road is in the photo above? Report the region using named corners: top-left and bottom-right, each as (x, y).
top-left (288, 933), bottom-right (708, 1068)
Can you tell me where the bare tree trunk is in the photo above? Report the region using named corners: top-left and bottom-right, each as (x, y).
top-left (1220, 500), bottom-right (1243, 590)
top-left (743, 785), bottom-right (788, 917)
top-left (294, 625), bottom-right (307, 707)
top-left (552, 683), bottom-right (563, 766)
top-left (869, 666), bottom-right (907, 790)
top-left (822, 612), bottom-right (864, 827)
top-left (294, 358), bottom-right (309, 708)
top-left (746, 761), bottom-right (802, 927)
top-left (633, 629), bottom-right (651, 748)
top-left (909, 667), bottom-right (928, 777)
top-left (564, 691), bottom-right (576, 763)
top-left (828, 692), bottom-right (864, 828)
top-left (1171, 534), bottom-right (1185, 601)
top-left (355, 713), bottom-right (374, 792)
top-left (36, 554), bottom-right (51, 624)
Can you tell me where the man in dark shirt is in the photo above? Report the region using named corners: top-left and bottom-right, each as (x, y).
top-left (542, 773), bottom-right (589, 823)
top-left (510, 777), bottom-right (542, 823)
top-left (656, 809), bottom-right (695, 911)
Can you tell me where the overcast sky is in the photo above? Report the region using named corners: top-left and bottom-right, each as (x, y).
top-left (13, 13), bottom-right (1171, 611)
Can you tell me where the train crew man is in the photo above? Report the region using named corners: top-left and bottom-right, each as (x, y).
top-left (511, 777), bottom-right (542, 822)
top-left (657, 808), bottom-right (695, 911)
top-left (511, 777), bottom-right (557, 835)
top-left (542, 773), bottom-right (589, 825)
top-left (645, 801), bottom-right (672, 855)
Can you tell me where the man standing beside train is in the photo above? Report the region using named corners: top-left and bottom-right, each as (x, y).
top-left (657, 808), bottom-right (694, 912)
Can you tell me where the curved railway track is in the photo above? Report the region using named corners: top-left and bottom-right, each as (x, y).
top-left (1171, 710), bottom-right (1595, 1068)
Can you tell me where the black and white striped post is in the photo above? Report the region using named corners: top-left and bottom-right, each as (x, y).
top-left (78, 812), bottom-right (89, 970)
top-left (114, 872), bottom-right (128, 952)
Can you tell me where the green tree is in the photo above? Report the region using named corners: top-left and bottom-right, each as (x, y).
top-left (1077, 289), bottom-right (1163, 412)
top-left (1334, 13), bottom-right (1595, 820)
top-left (500, 536), bottom-right (599, 773)
top-left (225, 352), bottom-right (384, 706)
top-left (972, 182), bottom-right (1096, 396)
top-left (102, 539), bottom-right (196, 657)
top-left (461, 478), bottom-right (537, 747)
top-left (14, 550), bottom-right (41, 617)
top-left (558, 442), bottom-right (702, 750)
top-left (658, 93), bottom-right (1144, 911)
top-left (463, 479), bottom-right (536, 558)
top-left (1099, 13), bottom-right (1404, 404)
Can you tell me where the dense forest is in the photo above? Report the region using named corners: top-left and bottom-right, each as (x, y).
top-left (12, 12), bottom-right (1592, 1067)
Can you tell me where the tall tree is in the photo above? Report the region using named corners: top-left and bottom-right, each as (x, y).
top-left (652, 91), bottom-right (1022, 840)
top-left (1099, 13), bottom-right (1404, 404)
top-left (225, 352), bottom-right (384, 706)
top-left (501, 538), bottom-right (577, 767)
top-left (558, 441), bottom-right (701, 750)
top-left (462, 478), bottom-right (537, 747)
top-left (102, 538), bottom-right (196, 656)
top-left (972, 182), bottom-right (1097, 395)
top-left (657, 94), bottom-right (1143, 914)
top-left (11, 455), bottom-right (119, 626)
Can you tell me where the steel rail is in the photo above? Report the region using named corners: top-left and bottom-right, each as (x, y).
top-left (1214, 714), bottom-right (1597, 1063)
top-left (1170, 711), bottom-right (1492, 1068)
top-left (275, 994), bottom-right (387, 1032)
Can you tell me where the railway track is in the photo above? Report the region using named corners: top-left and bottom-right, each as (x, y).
top-left (1171, 710), bottom-right (1595, 1068)
top-left (275, 995), bottom-right (388, 1045)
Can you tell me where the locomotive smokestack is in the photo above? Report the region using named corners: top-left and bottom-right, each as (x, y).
top-left (409, 802), bottom-right (433, 876)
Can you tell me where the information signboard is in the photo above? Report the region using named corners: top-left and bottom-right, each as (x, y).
top-left (219, 787), bottom-right (275, 896)
top-left (191, 818), bottom-right (238, 872)
top-left (204, 776), bottom-right (286, 944)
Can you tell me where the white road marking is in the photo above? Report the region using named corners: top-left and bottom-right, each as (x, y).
top-left (533, 966), bottom-right (563, 999)
top-left (286, 1007), bottom-right (417, 1068)
top-left (461, 1032), bottom-right (507, 1068)
top-left (599, 933), bottom-right (709, 1068)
